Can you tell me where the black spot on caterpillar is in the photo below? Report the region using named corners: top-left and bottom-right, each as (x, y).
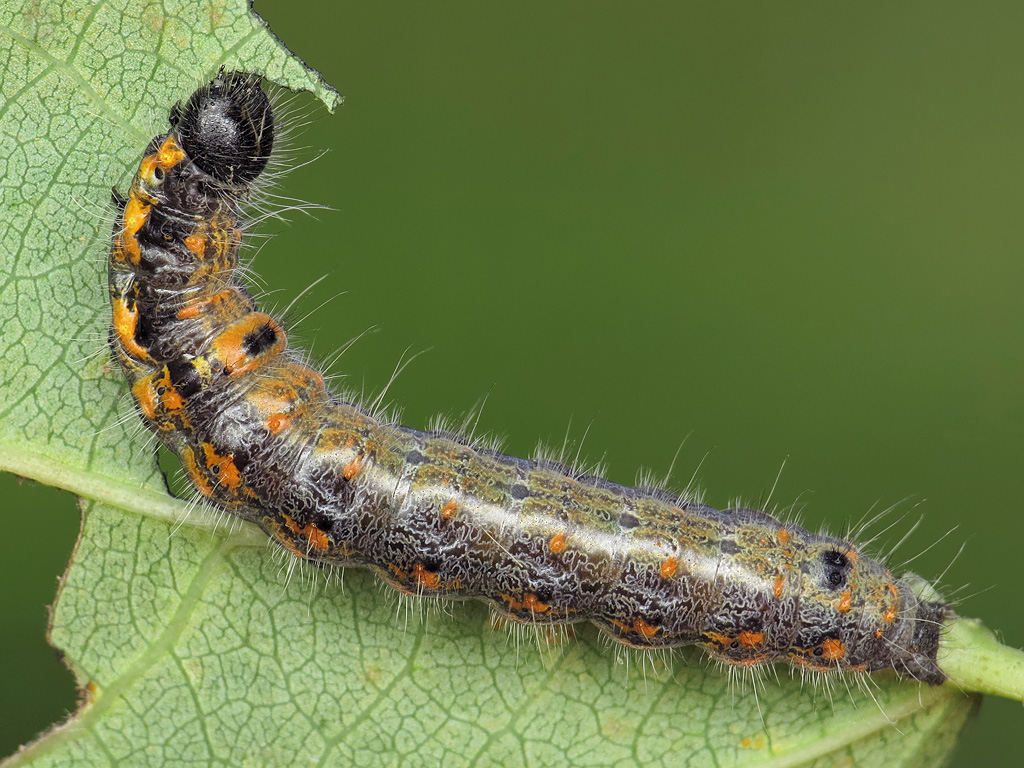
top-left (108, 70), bottom-right (952, 685)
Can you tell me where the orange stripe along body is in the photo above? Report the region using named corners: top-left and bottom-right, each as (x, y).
top-left (108, 72), bottom-right (951, 684)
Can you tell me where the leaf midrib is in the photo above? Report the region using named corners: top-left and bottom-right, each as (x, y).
top-left (0, 440), bottom-right (263, 545)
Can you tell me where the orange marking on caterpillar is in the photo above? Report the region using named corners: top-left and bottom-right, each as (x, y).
top-left (159, 375), bottom-right (185, 414)
top-left (736, 631), bottom-right (764, 649)
top-left (343, 457), bottom-right (364, 480)
top-left (121, 197), bottom-right (151, 263)
top-left (184, 234), bottom-right (206, 256)
top-left (201, 443), bottom-right (242, 489)
top-left (156, 135), bottom-right (186, 168)
top-left (821, 638), bottom-right (846, 661)
top-left (281, 514), bottom-right (330, 553)
top-left (131, 368), bottom-right (185, 429)
top-left (441, 499), bottom-right (459, 519)
top-left (549, 531), bottom-right (567, 553)
top-left (130, 377), bottom-right (158, 422)
top-left (836, 590), bottom-right (853, 613)
top-left (413, 562), bottom-right (440, 590)
top-left (634, 618), bottom-right (658, 639)
top-left (773, 572), bottom-right (786, 599)
top-left (181, 445), bottom-right (214, 497)
top-left (777, 528), bottom-right (790, 545)
top-left (502, 593), bottom-right (551, 613)
top-left (883, 583), bottom-right (900, 623)
top-left (210, 313), bottom-right (285, 376)
top-left (660, 556), bottom-right (679, 579)
top-left (266, 414), bottom-right (291, 434)
top-left (523, 594), bottom-right (550, 613)
top-left (111, 296), bottom-right (150, 361)
top-left (246, 377), bottom-right (315, 435)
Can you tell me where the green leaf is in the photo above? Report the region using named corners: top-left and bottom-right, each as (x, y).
top-left (0, 1), bottom-right (1013, 766)
top-left (1, 502), bottom-right (986, 768)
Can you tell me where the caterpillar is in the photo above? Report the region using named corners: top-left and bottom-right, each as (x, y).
top-left (108, 70), bottom-right (952, 685)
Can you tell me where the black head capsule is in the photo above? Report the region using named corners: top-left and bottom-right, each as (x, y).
top-left (174, 70), bottom-right (274, 186)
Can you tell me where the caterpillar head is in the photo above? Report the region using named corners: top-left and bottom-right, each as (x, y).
top-left (173, 70), bottom-right (274, 187)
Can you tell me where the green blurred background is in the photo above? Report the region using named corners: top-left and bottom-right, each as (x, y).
top-left (3, 2), bottom-right (1021, 765)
